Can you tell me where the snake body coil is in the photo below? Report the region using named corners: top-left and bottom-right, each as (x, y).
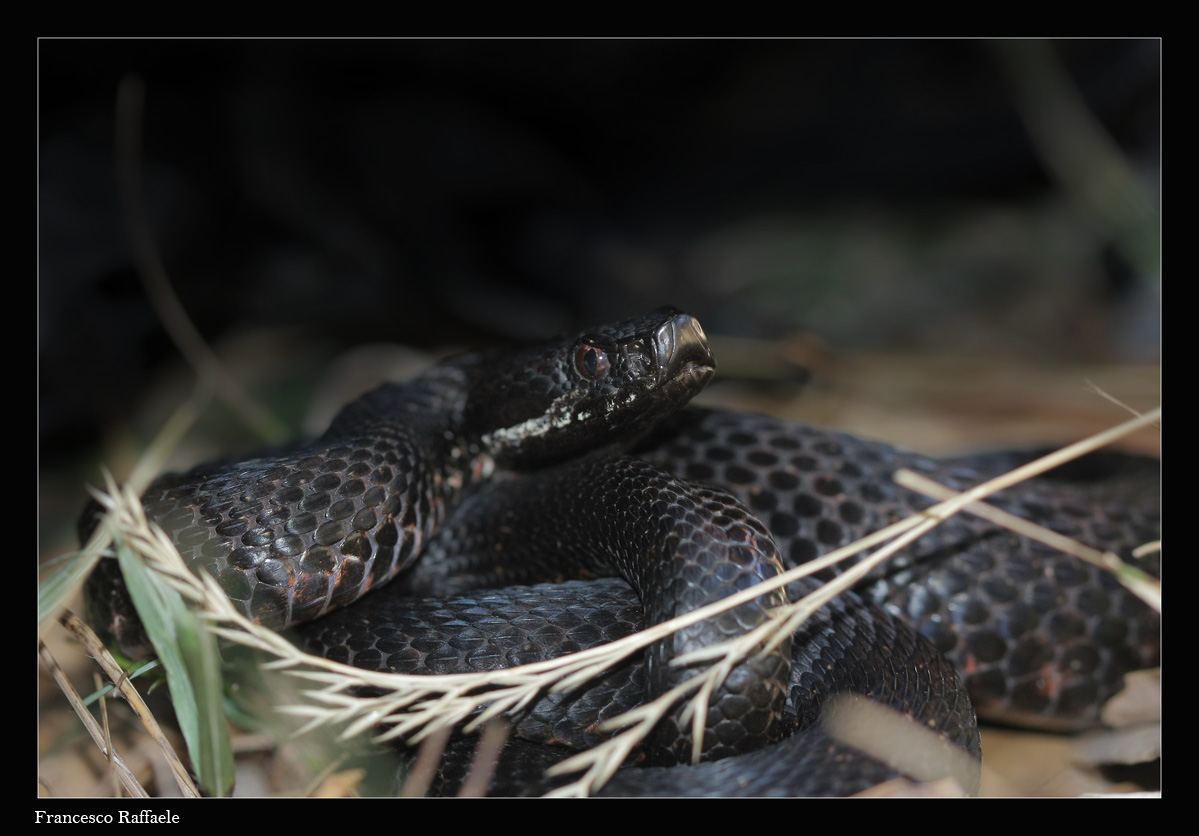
top-left (82, 307), bottom-right (1160, 796)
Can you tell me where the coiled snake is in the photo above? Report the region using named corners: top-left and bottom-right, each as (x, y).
top-left (82, 308), bottom-right (1160, 796)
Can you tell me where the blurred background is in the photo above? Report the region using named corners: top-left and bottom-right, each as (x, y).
top-left (38, 38), bottom-right (1160, 797)
top-left (40, 39), bottom-right (1160, 456)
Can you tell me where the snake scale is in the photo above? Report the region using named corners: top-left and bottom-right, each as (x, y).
top-left (82, 307), bottom-right (1160, 796)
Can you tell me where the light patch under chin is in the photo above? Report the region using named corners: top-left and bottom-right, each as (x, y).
top-left (603, 388), bottom-right (643, 415)
top-left (482, 398), bottom-right (584, 451)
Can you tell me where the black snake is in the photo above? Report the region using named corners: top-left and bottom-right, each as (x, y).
top-left (82, 308), bottom-right (1160, 796)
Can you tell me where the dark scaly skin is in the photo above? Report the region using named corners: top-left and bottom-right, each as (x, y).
top-left (297, 577), bottom-right (654, 753)
top-left (315, 410), bottom-right (1158, 736)
top-left (298, 572), bottom-right (982, 796)
top-left (636, 409), bottom-right (1160, 731)
top-left (83, 308), bottom-right (717, 657)
top-left (377, 454), bottom-right (794, 765)
top-left (297, 408), bottom-right (1156, 793)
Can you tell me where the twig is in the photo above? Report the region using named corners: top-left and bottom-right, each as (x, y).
top-left (38, 640), bottom-right (149, 798)
top-left (58, 613), bottom-right (200, 797)
top-left (895, 470), bottom-right (1160, 612)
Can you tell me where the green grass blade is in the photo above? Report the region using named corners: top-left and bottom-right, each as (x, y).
top-left (116, 541), bottom-right (235, 797)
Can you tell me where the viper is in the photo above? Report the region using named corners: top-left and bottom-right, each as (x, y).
top-left (81, 307), bottom-right (1160, 796)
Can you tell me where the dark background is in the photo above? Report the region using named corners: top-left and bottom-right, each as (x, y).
top-left (39, 38), bottom-right (1160, 465)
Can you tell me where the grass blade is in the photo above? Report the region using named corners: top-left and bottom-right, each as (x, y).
top-left (116, 540), bottom-right (234, 796)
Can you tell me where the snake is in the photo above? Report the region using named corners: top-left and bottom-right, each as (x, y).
top-left (81, 307), bottom-right (1160, 796)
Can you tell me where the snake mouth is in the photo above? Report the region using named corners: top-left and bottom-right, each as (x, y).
top-left (654, 312), bottom-right (716, 393)
top-left (669, 362), bottom-right (715, 397)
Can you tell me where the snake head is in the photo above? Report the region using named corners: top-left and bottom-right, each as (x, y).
top-left (468, 307), bottom-right (716, 469)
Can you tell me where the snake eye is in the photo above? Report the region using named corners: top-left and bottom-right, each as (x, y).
top-left (575, 343), bottom-right (611, 380)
